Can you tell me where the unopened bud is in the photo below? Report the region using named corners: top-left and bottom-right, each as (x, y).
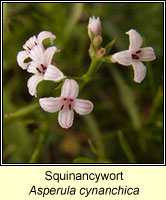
top-left (88, 16), bottom-right (101, 39)
top-left (93, 35), bottom-right (102, 47)
top-left (96, 48), bottom-right (106, 59)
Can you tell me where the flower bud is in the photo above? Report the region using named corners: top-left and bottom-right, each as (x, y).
top-left (93, 35), bottom-right (102, 47)
top-left (96, 48), bottom-right (106, 59)
top-left (88, 16), bottom-right (101, 39)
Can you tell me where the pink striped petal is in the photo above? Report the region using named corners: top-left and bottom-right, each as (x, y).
top-left (39, 97), bottom-right (62, 113)
top-left (58, 108), bottom-right (74, 129)
top-left (29, 45), bottom-right (44, 63)
top-left (44, 64), bottom-right (66, 82)
top-left (140, 47), bottom-right (156, 62)
top-left (43, 46), bottom-right (60, 66)
top-left (111, 50), bottom-right (132, 66)
top-left (27, 74), bottom-right (44, 97)
top-left (126, 29), bottom-right (143, 51)
top-left (132, 62), bottom-right (147, 83)
top-left (17, 50), bottom-right (30, 69)
top-left (27, 61), bottom-right (40, 74)
top-left (37, 31), bottom-right (56, 45)
top-left (61, 79), bottom-right (79, 99)
top-left (74, 99), bottom-right (93, 115)
top-left (23, 36), bottom-right (38, 51)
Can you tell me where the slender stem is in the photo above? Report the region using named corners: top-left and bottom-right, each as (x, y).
top-left (79, 59), bottom-right (102, 91)
top-left (4, 103), bottom-right (40, 119)
top-left (83, 115), bottom-right (106, 161)
top-left (29, 124), bottom-right (49, 163)
top-left (118, 130), bottom-right (136, 163)
top-left (62, 3), bottom-right (83, 47)
top-left (83, 59), bottom-right (101, 80)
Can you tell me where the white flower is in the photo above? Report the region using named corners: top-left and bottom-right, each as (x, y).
top-left (39, 79), bottom-right (94, 129)
top-left (17, 31), bottom-right (56, 70)
top-left (111, 29), bottom-right (156, 83)
top-left (26, 45), bottom-right (65, 97)
top-left (88, 16), bottom-right (101, 38)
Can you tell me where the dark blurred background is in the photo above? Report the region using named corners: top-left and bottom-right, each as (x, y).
top-left (3, 3), bottom-right (164, 164)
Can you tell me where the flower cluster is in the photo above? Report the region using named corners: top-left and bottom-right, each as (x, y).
top-left (17, 17), bottom-right (156, 129)
top-left (17, 31), bottom-right (93, 128)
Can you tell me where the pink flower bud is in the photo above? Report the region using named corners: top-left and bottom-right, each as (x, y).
top-left (88, 16), bottom-right (101, 39)
top-left (93, 35), bottom-right (103, 47)
top-left (96, 48), bottom-right (106, 59)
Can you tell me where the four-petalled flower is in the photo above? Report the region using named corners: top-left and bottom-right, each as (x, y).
top-left (39, 79), bottom-right (94, 129)
top-left (111, 29), bottom-right (156, 83)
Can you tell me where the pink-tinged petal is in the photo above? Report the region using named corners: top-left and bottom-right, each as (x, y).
top-left (23, 36), bottom-right (38, 51)
top-left (111, 50), bottom-right (132, 66)
top-left (74, 99), bottom-right (93, 115)
top-left (37, 31), bottom-right (56, 45)
top-left (39, 97), bottom-right (62, 113)
top-left (126, 29), bottom-right (143, 51)
top-left (140, 47), bottom-right (156, 62)
top-left (29, 45), bottom-right (44, 63)
top-left (132, 62), bottom-right (147, 83)
top-left (88, 16), bottom-right (101, 37)
top-left (61, 79), bottom-right (79, 99)
top-left (58, 108), bottom-right (74, 129)
top-left (27, 74), bottom-right (43, 97)
top-left (44, 64), bottom-right (66, 82)
top-left (43, 46), bottom-right (60, 66)
top-left (27, 61), bottom-right (40, 74)
top-left (17, 50), bottom-right (30, 69)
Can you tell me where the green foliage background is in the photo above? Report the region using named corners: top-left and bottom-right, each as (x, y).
top-left (3, 2), bottom-right (164, 163)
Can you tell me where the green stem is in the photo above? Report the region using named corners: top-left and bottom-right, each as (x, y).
top-left (4, 103), bottom-right (40, 119)
top-left (29, 124), bottom-right (49, 163)
top-left (79, 59), bottom-right (102, 91)
top-left (84, 59), bottom-right (101, 79)
top-left (118, 130), bottom-right (136, 163)
top-left (83, 115), bottom-right (107, 161)
top-left (63, 3), bottom-right (83, 46)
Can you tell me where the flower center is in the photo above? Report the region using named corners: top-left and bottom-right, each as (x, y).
top-left (36, 64), bottom-right (47, 75)
top-left (61, 98), bottom-right (74, 111)
top-left (131, 50), bottom-right (141, 60)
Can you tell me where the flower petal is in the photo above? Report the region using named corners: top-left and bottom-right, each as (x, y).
top-left (132, 62), bottom-right (147, 83)
top-left (29, 45), bottom-right (44, 63)
top-left (37, 31), bottom-right (56, 45)
top-left (17, 50), bottom-right (30, 69)
top-left (39, 97), bottom-right (62, 113)
top-left (43, 46), bottom-right (59, 66)
top-left (140, 47), bottom-right (156, 62)
top-left (44, 64), bottom-right (66, 82)
top-left (74, 99), bottom-right (93, 115)
top-left (58, 108), bottom-right (74, 129)
top-left (23, 36), bottom-right (38, 51)
top-left (111, 50), bottom-right (132, 66)
top-left (27, 74), bottom-right (43, 97)
top-left (27, 61), bottom-right (40, 74)
top-left (126, 29), bottom-right (143, 51)
top-left (61, 79), bottom-right (79, 99)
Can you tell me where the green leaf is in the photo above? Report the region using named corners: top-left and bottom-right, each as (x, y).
top-left (118, 130), bottom-right (136, 163)
top-left (105, 37), bottom-right (116, 55)
top-left (110, 66), bottom-right (142, 130)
